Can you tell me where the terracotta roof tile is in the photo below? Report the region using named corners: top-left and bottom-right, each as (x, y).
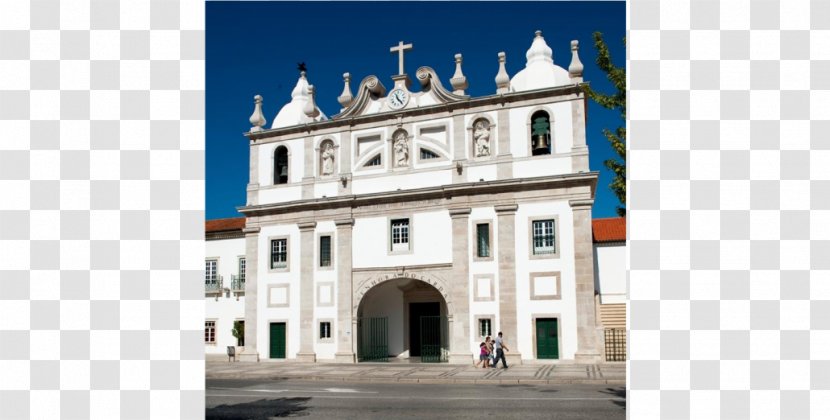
top-left (593, 217), bottom-right (626, 243)
top-left (205, 217), bottom-right (246, 233)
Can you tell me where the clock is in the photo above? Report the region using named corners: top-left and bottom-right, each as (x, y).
top-left (387, 88), bottom-right (410, 110)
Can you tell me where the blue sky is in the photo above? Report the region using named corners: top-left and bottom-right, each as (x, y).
top-left (206, 1), bottom-right (626, 220)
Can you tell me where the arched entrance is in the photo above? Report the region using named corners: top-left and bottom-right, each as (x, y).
top-left (356, 277), bottom-right (449, 362)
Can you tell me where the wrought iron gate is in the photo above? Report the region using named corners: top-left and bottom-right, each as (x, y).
top-left (419, 316), bottom-right (448, 363)
top-left (604, 328), bottom-right (626, 361)
top-left (357, 317), bottom-right (388, 362)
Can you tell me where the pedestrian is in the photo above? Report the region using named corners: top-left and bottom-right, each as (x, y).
top-left (474, 342), bottom-right (489, 368)
top-left (485, 336), bottom-right (495, 368)
top-left (492, 331), bottom-right (509, 369)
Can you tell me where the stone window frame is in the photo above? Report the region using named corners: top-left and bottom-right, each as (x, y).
top-left (525, 105), bottom-right (555, 157)
top-left (467, 113), bottom-right (497, 161)
top-left (317, 318), bottom-right (334, 343)
top-left (272, 144), bottom-right (292, 185)
top-left (387, 214), bottom-right (414, 255)
top-left (529, 271), bottom-right (562, 300)
top-left (316, 282), bottom-right (335, 307)
top-left (531, 313), bottom-right (563, 360)
top-left (267, 235), bottom-right (291, 273)
top-left (267, 284), bottom-right (291, 308)
top-left (315, 137), bottom-right (338, 178)
top-left (474, 315), bottom-right (495, 340)
top-left (316, 232), bottom-right (335, 271)
top-left (472, 219), bottom-right (494, 262)
top-left (473, 274), bottom-right (495, 302)
top-left (527, 215), bottom-right (561, 260)
top-left (205, 319), bottom-right (217, 345)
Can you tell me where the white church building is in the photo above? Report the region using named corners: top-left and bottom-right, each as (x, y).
top-left (206, 31), bottom-right (626, 364)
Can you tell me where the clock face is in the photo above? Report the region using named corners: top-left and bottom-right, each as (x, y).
top-left (387, 88), bottom-right (409, 110)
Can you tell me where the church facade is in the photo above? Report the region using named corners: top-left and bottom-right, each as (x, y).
top-left (225, 31), bottom-right (606, 364)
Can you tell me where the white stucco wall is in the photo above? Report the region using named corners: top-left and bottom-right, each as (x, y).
top-left (258, 224), bottom-right (302, 359)
top-left (594, 243), bottom-right (627, 304)
top-left (258, 138), bottom-right (305, 186)
top-left (205, 237), bottom-right (246, 354)
top-left (352, 210), bottom-right (453, 269)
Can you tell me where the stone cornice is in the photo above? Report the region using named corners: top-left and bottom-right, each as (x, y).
top-left (569, 198), bottom-right (595, 208)
top-left (297, 221), bottom-right (317, 231)
top-left (334, 218), bottom-right (355, 227)
top-left (242, 226), bottom-right (260, 234)
top-left (494, 203), bottom-right (519, 214)
top-left (238, 172), bottom-right (598, 217)
top-left (448, 207), bottom-right (472, 218)
top-left (245, 84), bottom-right (586, 141)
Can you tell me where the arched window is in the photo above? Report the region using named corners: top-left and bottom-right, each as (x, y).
top-left (530, 111), bottom-right (552, 156)
top-left (274, 146), bottom-right (289, 184)
top-left (364, 154), bottom-right (382, 167)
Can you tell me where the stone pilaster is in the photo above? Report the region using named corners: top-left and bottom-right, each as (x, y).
top-left (302, 137), bottom-right (314, 199)
top-left (338, 131), bottom-right (352, 195)
top-left (496, 108), bottom-right (512, 179)
top-left (239, 226), bottom-right (260, 362)
top-left (569, 199), bottom-right (601, 363)
top-left (334, 218), bottom-right (356, 363)
top-left (448, 207), bottom-right (472, 364)
top-left (452, 115), bottom-right (466, 183)
top-left (571, 94), bottom-right (589, 173)
top-left (296, 221), bottom-right (317, 362)
top-left (495, 204), bottom-right (522, 363)
top-left (247, 143), bottom-right (260, 206)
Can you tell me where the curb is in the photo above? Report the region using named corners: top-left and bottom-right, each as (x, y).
top-left (206, 374), bottom-right (625, 386)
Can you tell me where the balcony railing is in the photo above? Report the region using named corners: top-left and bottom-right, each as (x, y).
top-left (205, 276), bottom-right (223, 293)
top-left (231, 275), bottom-right (245, 292)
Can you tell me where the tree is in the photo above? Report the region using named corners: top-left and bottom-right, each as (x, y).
top-left (231, 321), bottom-right (244, 347)
top-left (583, 32), bottom-right (626, 217)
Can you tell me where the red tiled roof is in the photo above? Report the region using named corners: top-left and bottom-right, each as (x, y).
top-left (205, 217), bottom-right (245, 233)
top-left (593, 217), bottom-right (626, 243)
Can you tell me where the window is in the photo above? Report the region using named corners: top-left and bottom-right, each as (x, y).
top-left (476, 223), bottom-right (490, 258)
top-left (319, 322), bottom-right (331, 340)
top-left (320, 235), bottom-right (332, 267)
top-left (271, 239), bottom-right (287, 269)
top-left (365, 154), bottom-right (382, 167)
top-left (205, 260), bottom-right (217, 284)
top-left (205, 321), bottom-right (216, 344)
top-left (420, 148), bottom-right (439, 160)
top-left (274, 146), bottom-right (289, 184)
top-left (530, 111), bottom-right (552, 156)
top-left (391, 218), bottom-right (410, 251)
top-left (532, 220), bottom-right (556, 255)
top-left (238, 257), bottom-right (246, 281)
top-left (479, 319), bottom-right (492, 338)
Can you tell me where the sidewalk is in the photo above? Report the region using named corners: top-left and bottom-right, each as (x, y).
top-left (206, 357), bottom-right (625, 385)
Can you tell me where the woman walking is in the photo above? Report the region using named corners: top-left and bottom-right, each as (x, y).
top-left (475, 342), bottom-right (489, 368)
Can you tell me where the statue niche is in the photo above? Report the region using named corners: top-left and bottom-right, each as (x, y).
top-left (473, 118), bottom-right (491, 157)
top-left (320, 140), bottom-right (336, 176)
top-left (392, 130), bottom-right (410, 168)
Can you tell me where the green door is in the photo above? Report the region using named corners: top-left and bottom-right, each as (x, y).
top-left (536, 318), bottom-right (559, 359)
top-left (269, 322), bottom-right (286, 359)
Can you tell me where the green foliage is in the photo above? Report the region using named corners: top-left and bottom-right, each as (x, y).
top-left (231, 321), bottom-right (244, 346)
top-left (582, 32), bottom-right (626, 217)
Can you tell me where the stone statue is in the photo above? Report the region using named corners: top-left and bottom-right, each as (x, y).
top-left (321, 142), bottom-right (335, 175)
top-left (473, 119), bottom-right (491, 157)
top-left (393, 131), bottom-right (409, 167)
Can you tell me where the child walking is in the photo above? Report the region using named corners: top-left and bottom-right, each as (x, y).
top-left (474, 342), bottom-right (489, 368)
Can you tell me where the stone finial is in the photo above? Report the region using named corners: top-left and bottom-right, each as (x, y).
top-left (450, 53), bottom-right (469, 95)
top-left (249, 94), bottom-right (266, 132)
top-left (304, 85), bottom-right (320, 119)
top-left (495, 52), bottom-right (510, 94)
top-left (569, 40), bottom-right (584, 81)
top-left (337, 72), bottom-right (354, 109)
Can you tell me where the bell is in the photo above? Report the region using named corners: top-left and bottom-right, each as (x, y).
top-left (534, 133), bottom-right (549, 151)
top-left (279, 166), bottom-right (288, 177)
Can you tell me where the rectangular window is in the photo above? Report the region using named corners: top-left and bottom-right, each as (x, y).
top-left (205, 260), bottom-right (217, 284)
top-left (238, 257), bottom-right (246, 281)
top-left (476, 223), bottom-right (490, 258)
top-left (391, 218), bottom-right (409, 251)
top-left (319, 322), bottom-right (331, 339)
top-left (320, 236), bottom-right (332, 267)
top-left (271, 239), bottom-right (287, 269)
top-left (479, 319), bottom-right (492, 338)
top-left (205, 321), bottom-right (216, 343)
top-left (532, 220), bottom-right (556, 255)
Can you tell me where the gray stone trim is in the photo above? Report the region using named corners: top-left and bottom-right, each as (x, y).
top-left (267, 235), bottom-right (290, 273)
top-left (529, 272), bottom-right (562, 300)
top-left (335, 220), bottom-right (355, 362)
top-left (527, 215), bottom-right (561, 260)
top-left (473, 274), bottom-right (495, 302)
top-left (494, 203), bottom-right (519, 214)
top-left (298, 223), bottom-right (316, 361)
top-left (415, 121), bottom-right (451, 153)
top-left (338, 130), bottom-right (352, 195)
top-left (334, 218), bottom-right (355, 226)
top-left (451, 115), bottom-right (466, 184)
top-left (448, 207), bottom-right (472, 218)
top-left (531, 314), bottom-right (563, 360)
top-left (240, 229), bottom-right (260, 361)
top-left (316, 282), bottom-right (335, 307)
top-left (449, 206), bottom-right (472, 361)
top-left (352, 263), bottom-right (452, 272)
top-left (316, 231), bottom-right (335, 271)
top-left (496, 108), bottom-right (512, 179)
top-left (266, 284), bottom-right (290, 308)
top-left (472, 219), bottom-right (494, 262)
top-left (496, 206), bottom-right (519, 361)
top-left (316, 318), bottom-right (335, 343)
top-left (569, 200), bottom-right (600, 362)
top-left (386, 214), bottom-right (414, 255)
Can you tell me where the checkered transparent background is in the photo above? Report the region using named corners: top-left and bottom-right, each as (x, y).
top-left (629, 0), bottom-right (829, 419)
top-left (0, 0), bottom-right (204, 418)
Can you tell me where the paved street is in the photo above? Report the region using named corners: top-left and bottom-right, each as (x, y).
top-left (206, 379), bottom-right (626, 420)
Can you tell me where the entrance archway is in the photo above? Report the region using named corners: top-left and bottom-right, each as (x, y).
top-left (356, 277), bottom-right (449, 362)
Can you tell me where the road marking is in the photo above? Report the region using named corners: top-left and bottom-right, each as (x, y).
top-left (206, 393), bottom-right (623, 401)
top-left (208, 387), bottom-right (377, 394)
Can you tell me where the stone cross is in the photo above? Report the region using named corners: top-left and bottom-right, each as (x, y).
top-left (390, 41), bottom-right (413, 75)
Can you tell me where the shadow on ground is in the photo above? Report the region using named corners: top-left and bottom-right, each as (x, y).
top-left (206, 397), bottom-right (311, 419)
top-left (599, 387), bottom-right (626, 409)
